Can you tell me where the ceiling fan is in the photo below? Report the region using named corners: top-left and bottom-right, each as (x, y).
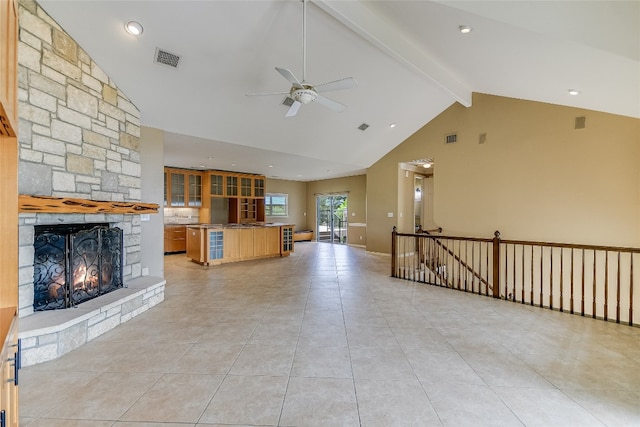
top-left (247, 0), bottom-right (357, 117)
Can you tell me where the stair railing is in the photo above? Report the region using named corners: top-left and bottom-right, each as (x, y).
top-left (391, 228), bottom-right (638, 326)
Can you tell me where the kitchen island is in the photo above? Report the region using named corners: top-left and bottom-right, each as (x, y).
top-left (186, 223), bottom-right (294, 266)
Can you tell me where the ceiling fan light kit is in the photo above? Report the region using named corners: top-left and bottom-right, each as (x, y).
top-left (247, 0), bottom-right (357, 117)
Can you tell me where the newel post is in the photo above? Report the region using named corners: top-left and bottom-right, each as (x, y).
top-left (391, 226), bottom-right (397, 277)
top-left (492, 230), bottom-right (501, 298)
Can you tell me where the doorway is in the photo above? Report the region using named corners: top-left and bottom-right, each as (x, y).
top-left (316, 194), bottom-right (348, 243)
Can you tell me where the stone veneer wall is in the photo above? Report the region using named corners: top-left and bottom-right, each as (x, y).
top-left (17, 0), bottom-right (143, 317)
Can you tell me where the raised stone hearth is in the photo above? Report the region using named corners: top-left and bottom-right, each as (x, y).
top-left (19, 275), bottom-right (165, 367)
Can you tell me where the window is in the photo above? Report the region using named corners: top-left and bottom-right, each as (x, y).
top-left (265, 193), bottom-right (288, 216)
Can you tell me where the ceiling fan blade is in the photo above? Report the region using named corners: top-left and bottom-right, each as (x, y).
top-left (314, 95), bottom-right (346, 113)
top-left (314, 77), bottom-right (358, 93)
top-left (285, 100), bottom-right (302, 117)
top-left (276, 67), bottom-right (303, 88)
top-left (246, 91), bottom-right (290, 97)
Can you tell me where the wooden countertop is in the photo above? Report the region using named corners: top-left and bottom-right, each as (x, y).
top-left (187, 223), bottom-right (293, 229)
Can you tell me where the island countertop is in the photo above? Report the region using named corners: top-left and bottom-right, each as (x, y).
top-left (186, 223), bottom-right (294, 229)
top-left (186, 223), bottom-right (294, 265)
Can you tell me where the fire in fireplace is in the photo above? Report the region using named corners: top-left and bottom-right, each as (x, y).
top-left (33, 223), bottom-right (123, 311)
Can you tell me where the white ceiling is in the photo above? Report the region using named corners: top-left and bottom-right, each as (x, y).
top-left (38, 0), bottom-right (640, 181)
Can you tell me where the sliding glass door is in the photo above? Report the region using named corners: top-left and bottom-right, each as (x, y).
top-left (316, 195), bottom-right (348, 243)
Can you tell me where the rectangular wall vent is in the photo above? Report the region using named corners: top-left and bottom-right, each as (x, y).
top-left (154, 48), bottom-right (181, 68)
top-left (445, 133), bottom-right (457, 144)
top-left (575, 116), bottom-right (586, 129)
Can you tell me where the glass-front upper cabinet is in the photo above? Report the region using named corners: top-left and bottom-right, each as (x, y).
top-left (241, 177), bottom-right (252, 197)
top-left (188, 173), bottom-right (202, 207)
top-left (165, 168), bottom-right (203, 207)
top-left (163, 171), bottom-right (168, 206)
top-left (226, 175), bottom-right (238, 197)
top-left (254, 178), bottom-right (265, 198)
top-left (210, 173), bottom-right (225, 197)
top-left (170, 172), bottom-right (185, 207)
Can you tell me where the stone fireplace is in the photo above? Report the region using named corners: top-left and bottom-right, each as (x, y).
top-left (16, 0), bottom-right (165, 366)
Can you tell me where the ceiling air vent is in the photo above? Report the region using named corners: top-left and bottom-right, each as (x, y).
top-left (282, 96), bottom-right (295, 107)
top-left (445, 133), bottom-right (457, 144)
top-left (154, 48), bottom-right (181, 69)
top-left (575, 116), bottom-right (586, 130)
top-left (358, 123), bottom-right (369, 131)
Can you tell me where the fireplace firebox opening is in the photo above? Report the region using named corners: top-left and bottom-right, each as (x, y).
top-left (33, 223), bottom-right (124, 311)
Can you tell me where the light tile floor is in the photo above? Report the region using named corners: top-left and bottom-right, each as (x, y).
top-left (20, 243), bottom-right (640, 426)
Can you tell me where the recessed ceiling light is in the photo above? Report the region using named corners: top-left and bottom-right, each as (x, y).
top-left (268, 165), bottom-right (274, 168)
top-left (389, 123), bottom-right (396, 128)
top-left (125, 20), bottom-right (143, 36)
top-left (459, 25), bottom-right (472, 34)
top-left (568, 89), bottom-right (580, 96)
top-left (422, 163), bottom-right (432, 169)
top-left (207, 156), bottom-right (214, 160)
top-left (231, 163), bottom-right (236, 166)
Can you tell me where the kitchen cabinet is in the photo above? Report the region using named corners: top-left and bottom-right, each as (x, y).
top-left (226, 175), bottom-right (238, 197)
top-left (177, 169), bottom-right (266, 223)
top-left (164, 225), bottom-right (187, 253)
top-left (240, 176), bottom-right (252, 197)
top-left (0, 316), bottom-right (18, 427)
top-left (281, 225), bottom-right (294, 256)
top-left (164, 168), bottom-right (202, 207)
top-left (186, 224), bottom-right (293, 266)
top-left (254, 177), bottom-right (265, 197)
top-left (209, 172), bottom-right (225, 197)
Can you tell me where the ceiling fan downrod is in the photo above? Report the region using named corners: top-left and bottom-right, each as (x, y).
top-left (302, 0), bottom-right (307, 83)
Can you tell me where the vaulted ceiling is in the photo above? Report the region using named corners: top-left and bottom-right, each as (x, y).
top-left (38, 0), bottom-right (640, 181)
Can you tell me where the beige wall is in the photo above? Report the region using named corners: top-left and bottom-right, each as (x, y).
top-left (367, 93), bottom-right (640, 253)
top-left (306, 175), bottom-right (367, 245)
top-left (265, 178), bottom-right (307, 231)
top-left (140, 127), bottom-right (165, 277)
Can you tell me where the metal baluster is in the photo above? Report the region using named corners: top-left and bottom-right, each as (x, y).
top-left (521, 245), bottom-right (525, 303)
top-left (539, 246), bottom-right (544, 308)
top-left (549, 246), bottom-right (554, 310)
top-left (604, 251), bottom-right (609, 321)
top-left (472, 241), bottom-right (476, 294)
top-left (629, 255), bottom-right (634, 326)
top-left (616, 251), bottom-right (620, 323)
top-left (530, 245), bottom-right (534, 306)
top-left (570, 248), bottom-right (574, 314)
top-left (559, 248), bottom-right (564, 312)
top-left (593, 249), bottom-right (597, 319)
top-left (581, 249), bottom-right (585, 316)
top-left (512, 244), bottom-right (516, 301)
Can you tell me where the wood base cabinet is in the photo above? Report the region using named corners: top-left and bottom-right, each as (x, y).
top-left (186, 225), bottom-right (293, 266)
top-left (164, 225), bottom-right (187, 253)
top-left (0, 314), bottom-right (18, 427)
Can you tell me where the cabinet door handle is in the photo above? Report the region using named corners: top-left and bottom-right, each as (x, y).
top-left (1, 409), bottom-right (6, 427)
top-left (11, 339), bottom-right (21, 369)
top-left (7, 352), bottom-right (18, 386)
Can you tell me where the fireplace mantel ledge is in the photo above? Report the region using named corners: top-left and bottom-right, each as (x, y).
top-left (19, 194), bottom-right (159, 214)
top-left (18, 275), bottom-right (166, 367)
